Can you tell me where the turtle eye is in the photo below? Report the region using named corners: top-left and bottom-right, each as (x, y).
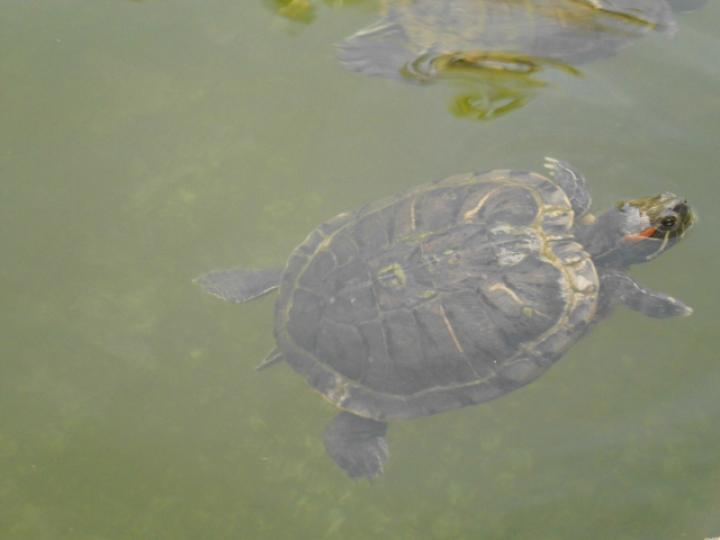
top-left (659, 214), bottom-right (678, 231)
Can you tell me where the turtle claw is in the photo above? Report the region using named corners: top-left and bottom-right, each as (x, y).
top-left (323, 412), bottom-right (389, 479)
top-left (633, 293), bottom-right (693, 319)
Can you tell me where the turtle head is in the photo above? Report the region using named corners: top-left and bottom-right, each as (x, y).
top-left (583, 192), bottom-right (695, 267)
top-left (619, 193), bottom-right (694, 259)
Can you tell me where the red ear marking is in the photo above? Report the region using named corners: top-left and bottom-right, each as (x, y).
top-left (625, 227), bottom-right (657, 242)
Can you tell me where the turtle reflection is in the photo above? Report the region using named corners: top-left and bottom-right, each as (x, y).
top-left (338, 0), bottom-right (685, 120)
top-left (267, 0), bottom-right (375, 24)
top-left (667, 0), bottom-right (708, 12)
top-left (267, 0), bottom-right (317, 23)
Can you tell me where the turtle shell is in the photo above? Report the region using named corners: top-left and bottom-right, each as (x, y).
top-left (274, 170), bottom-right (598, 421)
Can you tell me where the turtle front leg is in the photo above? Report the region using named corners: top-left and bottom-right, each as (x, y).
top-left (544, 157), bottom-right (592, 218)
top-left (323, 412), bottom-right (389, 479)
top-left (599, 270), bottom-right (693, 318)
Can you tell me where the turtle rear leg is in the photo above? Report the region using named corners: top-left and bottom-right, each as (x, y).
top-left (323, 412), bottom-right (389, 479)
top-left (194, 267), bottom-right (283, 303)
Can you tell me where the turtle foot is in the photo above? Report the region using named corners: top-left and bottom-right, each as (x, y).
top-left (323, 412), bottom-right (389, 479)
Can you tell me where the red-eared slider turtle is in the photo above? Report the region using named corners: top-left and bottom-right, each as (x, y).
top-left (337, 0), bottom-right (679, 118)
top-left (197, 158), bottom-right (694, 478)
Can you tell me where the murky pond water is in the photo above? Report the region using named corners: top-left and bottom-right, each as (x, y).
top-left (2, 1), bottom-right (719, 539)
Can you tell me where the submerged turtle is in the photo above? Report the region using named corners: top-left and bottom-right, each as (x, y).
top-left (338, 0), bottom-right (679, 119)
top-left (197, 158), bottom-right (694, 478)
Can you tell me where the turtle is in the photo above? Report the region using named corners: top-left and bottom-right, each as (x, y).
top-left (337, 0), bottom-right (680, 119)
top-left (196, 158), bottom-right (694, 478)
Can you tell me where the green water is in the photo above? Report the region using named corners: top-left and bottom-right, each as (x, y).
top-left (2, 1), bottom-right (719, 539)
